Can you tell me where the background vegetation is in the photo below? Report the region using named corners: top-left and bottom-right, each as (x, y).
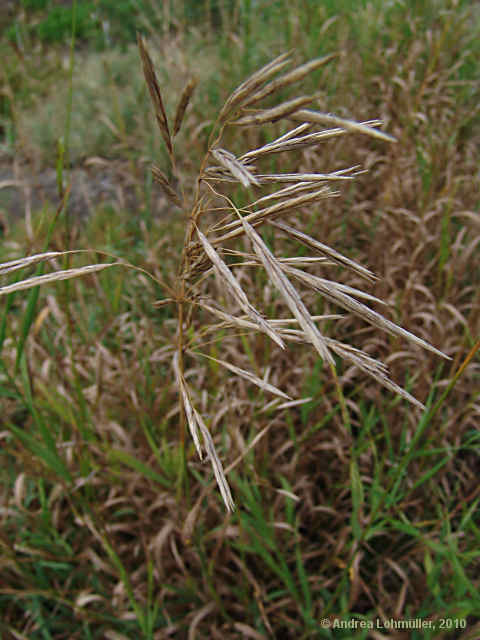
top-left (0, 0), bottom-right (479, 638)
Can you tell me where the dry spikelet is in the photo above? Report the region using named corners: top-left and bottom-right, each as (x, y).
top-left (325, 339), bottom-right (425, 409)
top-left (284, 264), bottom-right (449, 359)
top-left (199, 300), bottom-right (340, 335)
top-left (241, 218), bottom-right (334, 366)
top-left (194, 352), bottom-right (291, 400)
top-left (242, 255), bottom-right (331, 267)
top-left (289, 109), bottom-right (397, 142)
top-left (232, 95), bottom-right (319, 126)
top-left (258, 323), bottom-right (426, 409)
top-left (248, 180), bottom-right (340, 207)
top-left (236, 123), bottom-right (313, 162)
top-left (272, 220), bottom-right (376, 281)
top-left (137, 34), bottom-right (173, 155)
top-left (0, 252), bottom-right (62, 275)
top-left (212, 187), bottom-right (336, 244)
top-left (172, 351), bottom-right (202, 459)
top-left (240, 127), bottom-right (349, 161)
top-left (196, 228), bottom-right (285, 349)
top-left (254, 171), bottom-right (355, 184)
top-left (173, 77), bottom-right (197, 137)
top-left (251, 182), bottom-right (319, 206)
top-left (173, 353), bottom-right (234, 511)
top-left (286, 269), bottom-right (385, 304)
top-left (241, 54), bottom-right (337, 108)
top-left (151, 165), bottom-right (182, 207)
top-left (198, 300), bottom-right (263, 332)
top-left (211, 149), bottom-right (260, 188)
top-left (218, 52), bottom-right (291, 122)
top-left (0, 263), bottom-right (116, 296)
top-left (270, 314), bottom-right (343, 326)
top-left (260, 122), bottom-right (312, 145)
top-left (191, 407), bottom-right (234, 512)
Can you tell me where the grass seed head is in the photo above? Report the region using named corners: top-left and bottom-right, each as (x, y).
top-left (173, 77), bottom-right (197, 137)
top-left (137, 34), bottom-right (173, 155)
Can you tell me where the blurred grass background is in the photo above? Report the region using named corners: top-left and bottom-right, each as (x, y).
top-left (0, 1), bottom-right (479, 638)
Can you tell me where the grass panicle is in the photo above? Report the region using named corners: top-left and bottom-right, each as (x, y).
top-left (1, 1), bottom-right (478, 635)
top-left (138, 40), bottom-right (450, 508)
top-left (0, 36), bottom-right (454, 509)
top-left (1, 40), bottom-right (452, 511)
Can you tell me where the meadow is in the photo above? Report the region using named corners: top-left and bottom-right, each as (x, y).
top-left (0, 1), bottom-right (479, 638)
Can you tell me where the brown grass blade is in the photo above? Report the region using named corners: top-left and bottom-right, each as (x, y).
top-left (196, 228), bottom-right (285, 349)
top-left (241, 218), bottom-right (334, 365)
top-left (137, 34), bottom-right (172, 154)
top-left (173, 77), bottom-right (197, 137)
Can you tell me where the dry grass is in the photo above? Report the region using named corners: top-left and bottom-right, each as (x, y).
top-left (134, 38), bottom-right (450, 509)
top-left (2, 40), bottom-right (452, 509)
top-left (0, 1), bottom-right (479, 638)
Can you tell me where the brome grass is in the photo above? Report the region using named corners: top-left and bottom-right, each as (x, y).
top-left (1, 38), bottom-right (451, 511)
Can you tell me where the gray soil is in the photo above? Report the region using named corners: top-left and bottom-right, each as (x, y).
top-left (0, 157), bottom-right (169, 232)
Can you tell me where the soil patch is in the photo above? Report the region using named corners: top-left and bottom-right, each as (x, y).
top-left (0, 156), bottom-right (169, 232)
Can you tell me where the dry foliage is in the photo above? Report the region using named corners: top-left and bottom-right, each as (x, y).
top-left (1, 4), bottom-right (479, 634)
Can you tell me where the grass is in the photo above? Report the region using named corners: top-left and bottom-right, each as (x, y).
top-left (0, 0), bottom-right (479, 638)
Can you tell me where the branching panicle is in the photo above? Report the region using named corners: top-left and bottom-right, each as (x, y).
top-left (1, 43), bottom-right (450, 512)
